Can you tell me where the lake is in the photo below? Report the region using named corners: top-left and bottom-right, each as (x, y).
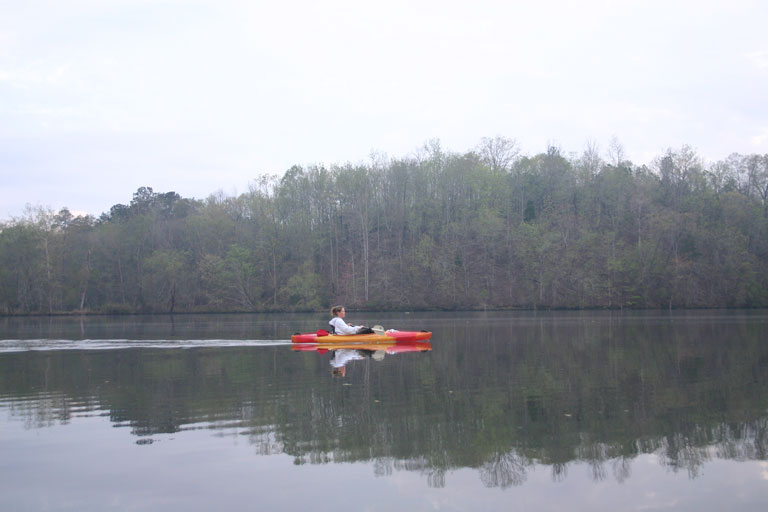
top-left (2, 310), bottom-right (768, 511)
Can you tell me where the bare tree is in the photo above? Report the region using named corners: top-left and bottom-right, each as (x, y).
top-left (746, 154), bottom-right (768, 212)
top-left (607, 136), bottom-right (626, 167)
top-left (477, 135), bottom-right (519, 172)
top-left (580, 139), bottom-right (602, 179)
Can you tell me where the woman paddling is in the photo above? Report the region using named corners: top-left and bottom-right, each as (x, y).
top-left (329, 306), bottom-right (374, 335)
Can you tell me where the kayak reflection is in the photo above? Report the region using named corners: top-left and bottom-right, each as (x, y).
top-left (292, 340), bottom-right (433, 377)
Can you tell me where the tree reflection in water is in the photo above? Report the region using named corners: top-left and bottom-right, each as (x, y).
top-left (480, 452), bottom-right (530, 489)
top-left (2, 313), bottom-right (768, 489)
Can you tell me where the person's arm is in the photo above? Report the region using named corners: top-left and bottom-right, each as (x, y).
top-left (331, 317), bottom-right (359, 335)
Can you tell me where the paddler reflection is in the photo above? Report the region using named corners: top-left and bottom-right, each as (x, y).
top-left (330, 349), bottom-right (386, 377)
top-left (292, 339), bottom-right (432, 377)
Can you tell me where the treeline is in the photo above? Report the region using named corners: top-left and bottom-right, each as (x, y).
top-left (1, 138), bottom-right (767, 314)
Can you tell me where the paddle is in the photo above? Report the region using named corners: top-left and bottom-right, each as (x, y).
top-left (372, 325), bottom-right (385, 335)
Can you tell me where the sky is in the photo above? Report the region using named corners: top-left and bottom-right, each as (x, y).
top-left (1, 0), bottom-right (767, 220)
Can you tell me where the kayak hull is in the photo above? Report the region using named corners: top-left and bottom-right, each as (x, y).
top-left (291, 330), bottom-right (432, 344)
top-left (292, 340), bottom-right (432, 353)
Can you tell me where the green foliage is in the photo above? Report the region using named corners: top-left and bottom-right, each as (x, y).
top-left (143, 249), bottom-right (190, 313)
top-left (283, 260), bottom-right (324, 310)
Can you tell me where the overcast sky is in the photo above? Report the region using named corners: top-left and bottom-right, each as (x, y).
top-left (1, 0), bottom-right (767, 220)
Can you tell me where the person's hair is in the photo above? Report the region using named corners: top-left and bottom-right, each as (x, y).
top-left (330, 305), bottom-right (344, 317)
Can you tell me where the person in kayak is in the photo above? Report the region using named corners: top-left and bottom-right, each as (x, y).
top-left (329, 305), bottom-right (374, 335)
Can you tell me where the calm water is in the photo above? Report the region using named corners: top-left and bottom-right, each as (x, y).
top-left (1, 311), bottom-right (768, 511)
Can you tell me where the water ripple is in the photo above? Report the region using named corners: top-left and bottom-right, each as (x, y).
top-left (0, 338), bottom-right (292, 352)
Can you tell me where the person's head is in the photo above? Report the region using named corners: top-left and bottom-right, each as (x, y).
top-left (332, 366), bottom-right (347, 377)
top-left (331, 305), bottom-right (345, 317)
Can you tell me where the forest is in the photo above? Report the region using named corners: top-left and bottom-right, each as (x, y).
top-left (1, 138), bottom-right (767, 314)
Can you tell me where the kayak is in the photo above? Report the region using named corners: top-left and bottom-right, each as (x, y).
top-left (291, 330), bottom-right (432, 344)
top-left (292, 340), bottom-right (432, 354)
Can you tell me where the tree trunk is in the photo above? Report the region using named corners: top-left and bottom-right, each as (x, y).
top-left (79, 249), bottom-right (91, 310)
top-left (361, 210), bottom-right (369, 302)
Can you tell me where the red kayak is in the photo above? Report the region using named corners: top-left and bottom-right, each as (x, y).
top-left (292, 340), bottom-right (432, 354)
top-left (291, 330), bottom-right (432, 344)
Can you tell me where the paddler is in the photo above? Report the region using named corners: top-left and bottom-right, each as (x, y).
top-left (329, 305), bottom-right (374, 335)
